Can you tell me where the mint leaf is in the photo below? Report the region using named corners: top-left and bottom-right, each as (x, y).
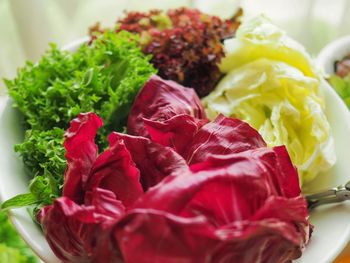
top-left (1, 194), bottom-right (37, 212)
top-left (29, 176), bottom-right (55, 205)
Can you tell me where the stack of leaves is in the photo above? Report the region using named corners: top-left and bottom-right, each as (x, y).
top-left (3, 30), bottom-right (156, 209)
top-left (203, 16), bottom-right (336, 184)
top-left (90, 8), bottom-right (242, 97)
top-left (0, 211), bottom-right (37, 263)
top-left (37, 76), bottom-right (311, 262)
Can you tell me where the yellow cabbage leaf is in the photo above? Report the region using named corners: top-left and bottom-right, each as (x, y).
top-left (220, 15), bottom-right (318, 78)
top-left (203, 59), bottom-right (335, 184)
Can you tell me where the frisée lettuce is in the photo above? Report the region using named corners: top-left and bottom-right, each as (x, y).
top-left (3, 30), bottom-right (156, 210)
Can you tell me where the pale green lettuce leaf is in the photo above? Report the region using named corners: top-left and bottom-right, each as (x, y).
top-left (220, 15), bottom-right (318, 78)
top-left (203, 59), bottom-right (336, 184)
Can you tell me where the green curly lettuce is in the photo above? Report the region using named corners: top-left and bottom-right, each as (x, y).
top-left (5, 30), bottom-right (156, 133)
top-left (2, 30), bottom-right (156, 211)
top-left (15, 128), bottom-right (66, 189)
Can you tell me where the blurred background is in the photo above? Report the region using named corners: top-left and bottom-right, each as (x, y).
top-left (1, 0), bottom-right (350, 84)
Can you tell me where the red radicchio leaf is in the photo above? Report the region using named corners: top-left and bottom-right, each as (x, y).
top-left (40, 112), bottom-right (148, 262)
top-left (273, 146), bottom-right (301, 198)
top-left (143, 114), bottom-right (207, 156)
top-left (85, 134), bottom-right (143, 208)
top-left (38, 188), bottom-right (124, 263)
top-left (189, 146), bottom-right (300, 199)
top-left (184, 115), bottom-right (267, 164)
top-left (127, 74), bottom-right (207, 137)
top-left (63, 112), bottom-right (144, 208)
top-left (146, 113), bottom-right (267, 165)
top-left (40, 110), bottom-right (310, 263)
top-left (114, 147), bottom-right (310, 263)
top-left (63, 113), bottom-right (103, 203)
top-left (114, 209), bottom-right (218, 263)
top-left (115, 210), bottom-right (305, 263)
top-left (210, 218), bottom-right (306, 263)
top-left (109, 132), bottom-right (188, 191)
top-left (134, 147), bottom-right (293, 221)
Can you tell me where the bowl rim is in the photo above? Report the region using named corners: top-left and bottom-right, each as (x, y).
top-left (317, 35), bottom-right (350, 75)
top-left (61, 36), bottom-right (89, 52)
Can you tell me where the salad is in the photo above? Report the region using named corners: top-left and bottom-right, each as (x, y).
top-left (0, 7), bottom-right (336, 263)
top-left (38, 76), bottom-right (310, 262)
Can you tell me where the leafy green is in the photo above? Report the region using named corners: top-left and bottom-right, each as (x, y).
top-left (6, 30), bottom-right (156, 134)
top-left (15, 128), bottom-right (66, 190)
top-left (328, 74), bottom-right (350, 109)
top-left (4, 30), bottom-right (156, 210)
top-left (219, 15), bottom-right (318, 78)
top-left (2, 129), bottom-right (66, 211)
top-left (203, 59), bottom-right (336, 185)
top-left (0, 211), bottom-right (38, 262)
top-left (1, 194), bottom-right (38, 212)
top-left (1, 176), bottom-right (55, 211)
top-left (0, 244), bottom-right (27, 263)
top-left (203, 16), bottom-right (336, 185)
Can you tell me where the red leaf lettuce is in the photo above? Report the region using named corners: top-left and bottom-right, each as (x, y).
top-left (127, 75), bottom-right (207, 137)
top-left (39, 76), bottom-right (311, 263)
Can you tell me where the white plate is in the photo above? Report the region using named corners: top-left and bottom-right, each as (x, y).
top-left (1, 39), bottom-right (350, 263)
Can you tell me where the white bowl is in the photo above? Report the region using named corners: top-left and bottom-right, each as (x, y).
top-left (2, 38), bottom-right (350, 263)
